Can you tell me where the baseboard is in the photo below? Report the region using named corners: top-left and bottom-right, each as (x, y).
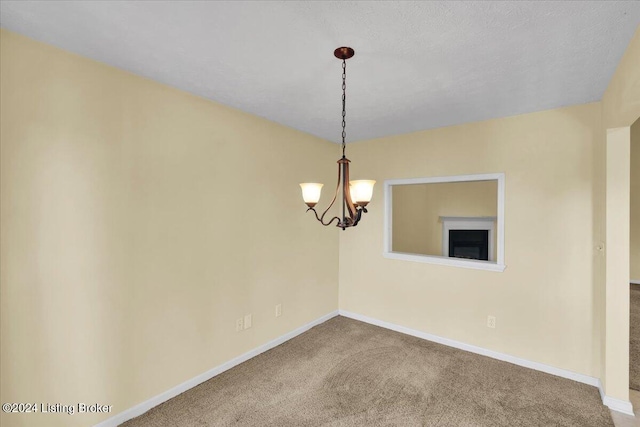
top-left (603, 396), bottom-right (634, 416)
top-left (631, 279), bottom-right (640, 285)
top-left (96, 308), bottom-right (633, 425)
top-left (338, 310), bottom-right (638, 415)
top-left (597, 380), bottom-right (635, 416)
top-left (94, 310), bottom-right (339, 427)
top-left (339, 309), bottom-right (600, 386)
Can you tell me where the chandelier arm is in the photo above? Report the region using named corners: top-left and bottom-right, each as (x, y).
top-left (350, 207), bottom-right (363, 227)
top-left (341, 158), bottom-right (357, 219)
top-left (306, 207), bottom-right (341, 227)
top-left (318, 159), bottom-right (343, 224)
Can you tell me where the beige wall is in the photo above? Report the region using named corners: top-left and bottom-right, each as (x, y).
top-left (631, 119), bottom-right (640, 281)
top-left (0, 30), bottom-right (339, 427)
top-left (605, 127), bottom-right (631, 400)
top-left (602, 26), bottom-right (640, 130)
top-left (340, 103), bottom-right (604, 378)
top-left (601, 26), bottom-right (640, 402)
top-left (392, 181), bottom-right (497, 258)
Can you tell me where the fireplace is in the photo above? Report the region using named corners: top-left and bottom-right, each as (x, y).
top-left (441, 216), bottom-right (496, 262)
top-left (449, 230), bottom-right (489, 261)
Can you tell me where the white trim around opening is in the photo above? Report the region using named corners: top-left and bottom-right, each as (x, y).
top-left (383, 173), bottom-right (506, 272)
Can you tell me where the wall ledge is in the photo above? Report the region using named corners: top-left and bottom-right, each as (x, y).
top-left (383, 251), bottom-right (506, 272)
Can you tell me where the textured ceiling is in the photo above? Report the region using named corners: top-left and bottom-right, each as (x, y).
top-left (1, 1), bottom-right (639, 143)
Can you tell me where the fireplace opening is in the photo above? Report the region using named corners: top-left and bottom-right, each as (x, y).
top-left (449, 230), bottom-right (489, 261)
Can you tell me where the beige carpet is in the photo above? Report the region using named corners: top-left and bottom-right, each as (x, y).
top-left (123, 316), bottom-right (613, 426)
top-left (631, 284), bottom-right (640, 391)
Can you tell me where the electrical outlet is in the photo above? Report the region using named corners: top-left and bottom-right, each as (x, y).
top-left (244, 314), bottom-right (252, 329)
top-left (275, 304), bottom-right (282, 317)
top-left (236, 318), bottom-right (244, 332)
top-left (487, 315), bottom-right (496, 329)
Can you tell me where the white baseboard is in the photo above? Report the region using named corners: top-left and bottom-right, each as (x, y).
top-left (94, 310), bottom-right (339, 427)
top-left (631, 279), bottom-right (640, 285)
top-left (96, 309), bottom-right (634, 425)
top-left (338, 309), bottom-right (636, 416)
top-left (603, 396), bottom-right (634, 416)
top-left (597, 380), bottom-right (635, 416)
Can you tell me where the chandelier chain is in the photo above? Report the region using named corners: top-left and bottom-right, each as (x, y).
top-left (341, 59), bottom-right (347, 157)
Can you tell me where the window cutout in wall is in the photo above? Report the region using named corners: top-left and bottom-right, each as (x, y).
top-left (383, 173), bottom-right (506, 272)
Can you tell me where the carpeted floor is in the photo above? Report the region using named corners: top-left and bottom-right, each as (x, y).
top-left (631, 284), bottom-right (640, 391)
top-left (123, 316), bottom-right (614, 427)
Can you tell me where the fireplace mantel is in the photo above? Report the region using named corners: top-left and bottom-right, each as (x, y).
top-left (439, 216), bottom-right (497, 223)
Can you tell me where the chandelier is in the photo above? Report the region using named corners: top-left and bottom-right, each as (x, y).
top-left (299, 47), bottom-right (375, 230)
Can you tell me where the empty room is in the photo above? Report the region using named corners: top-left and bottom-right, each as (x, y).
top-left (1, 1), bottom-right (640, 426)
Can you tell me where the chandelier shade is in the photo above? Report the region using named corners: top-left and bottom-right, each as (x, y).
top-left (300, 47), bottom-right (375, 230)
top-left (299, 183), bottom-right (323, 207)
top-left (349, 180), bottom-right (376, 206)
